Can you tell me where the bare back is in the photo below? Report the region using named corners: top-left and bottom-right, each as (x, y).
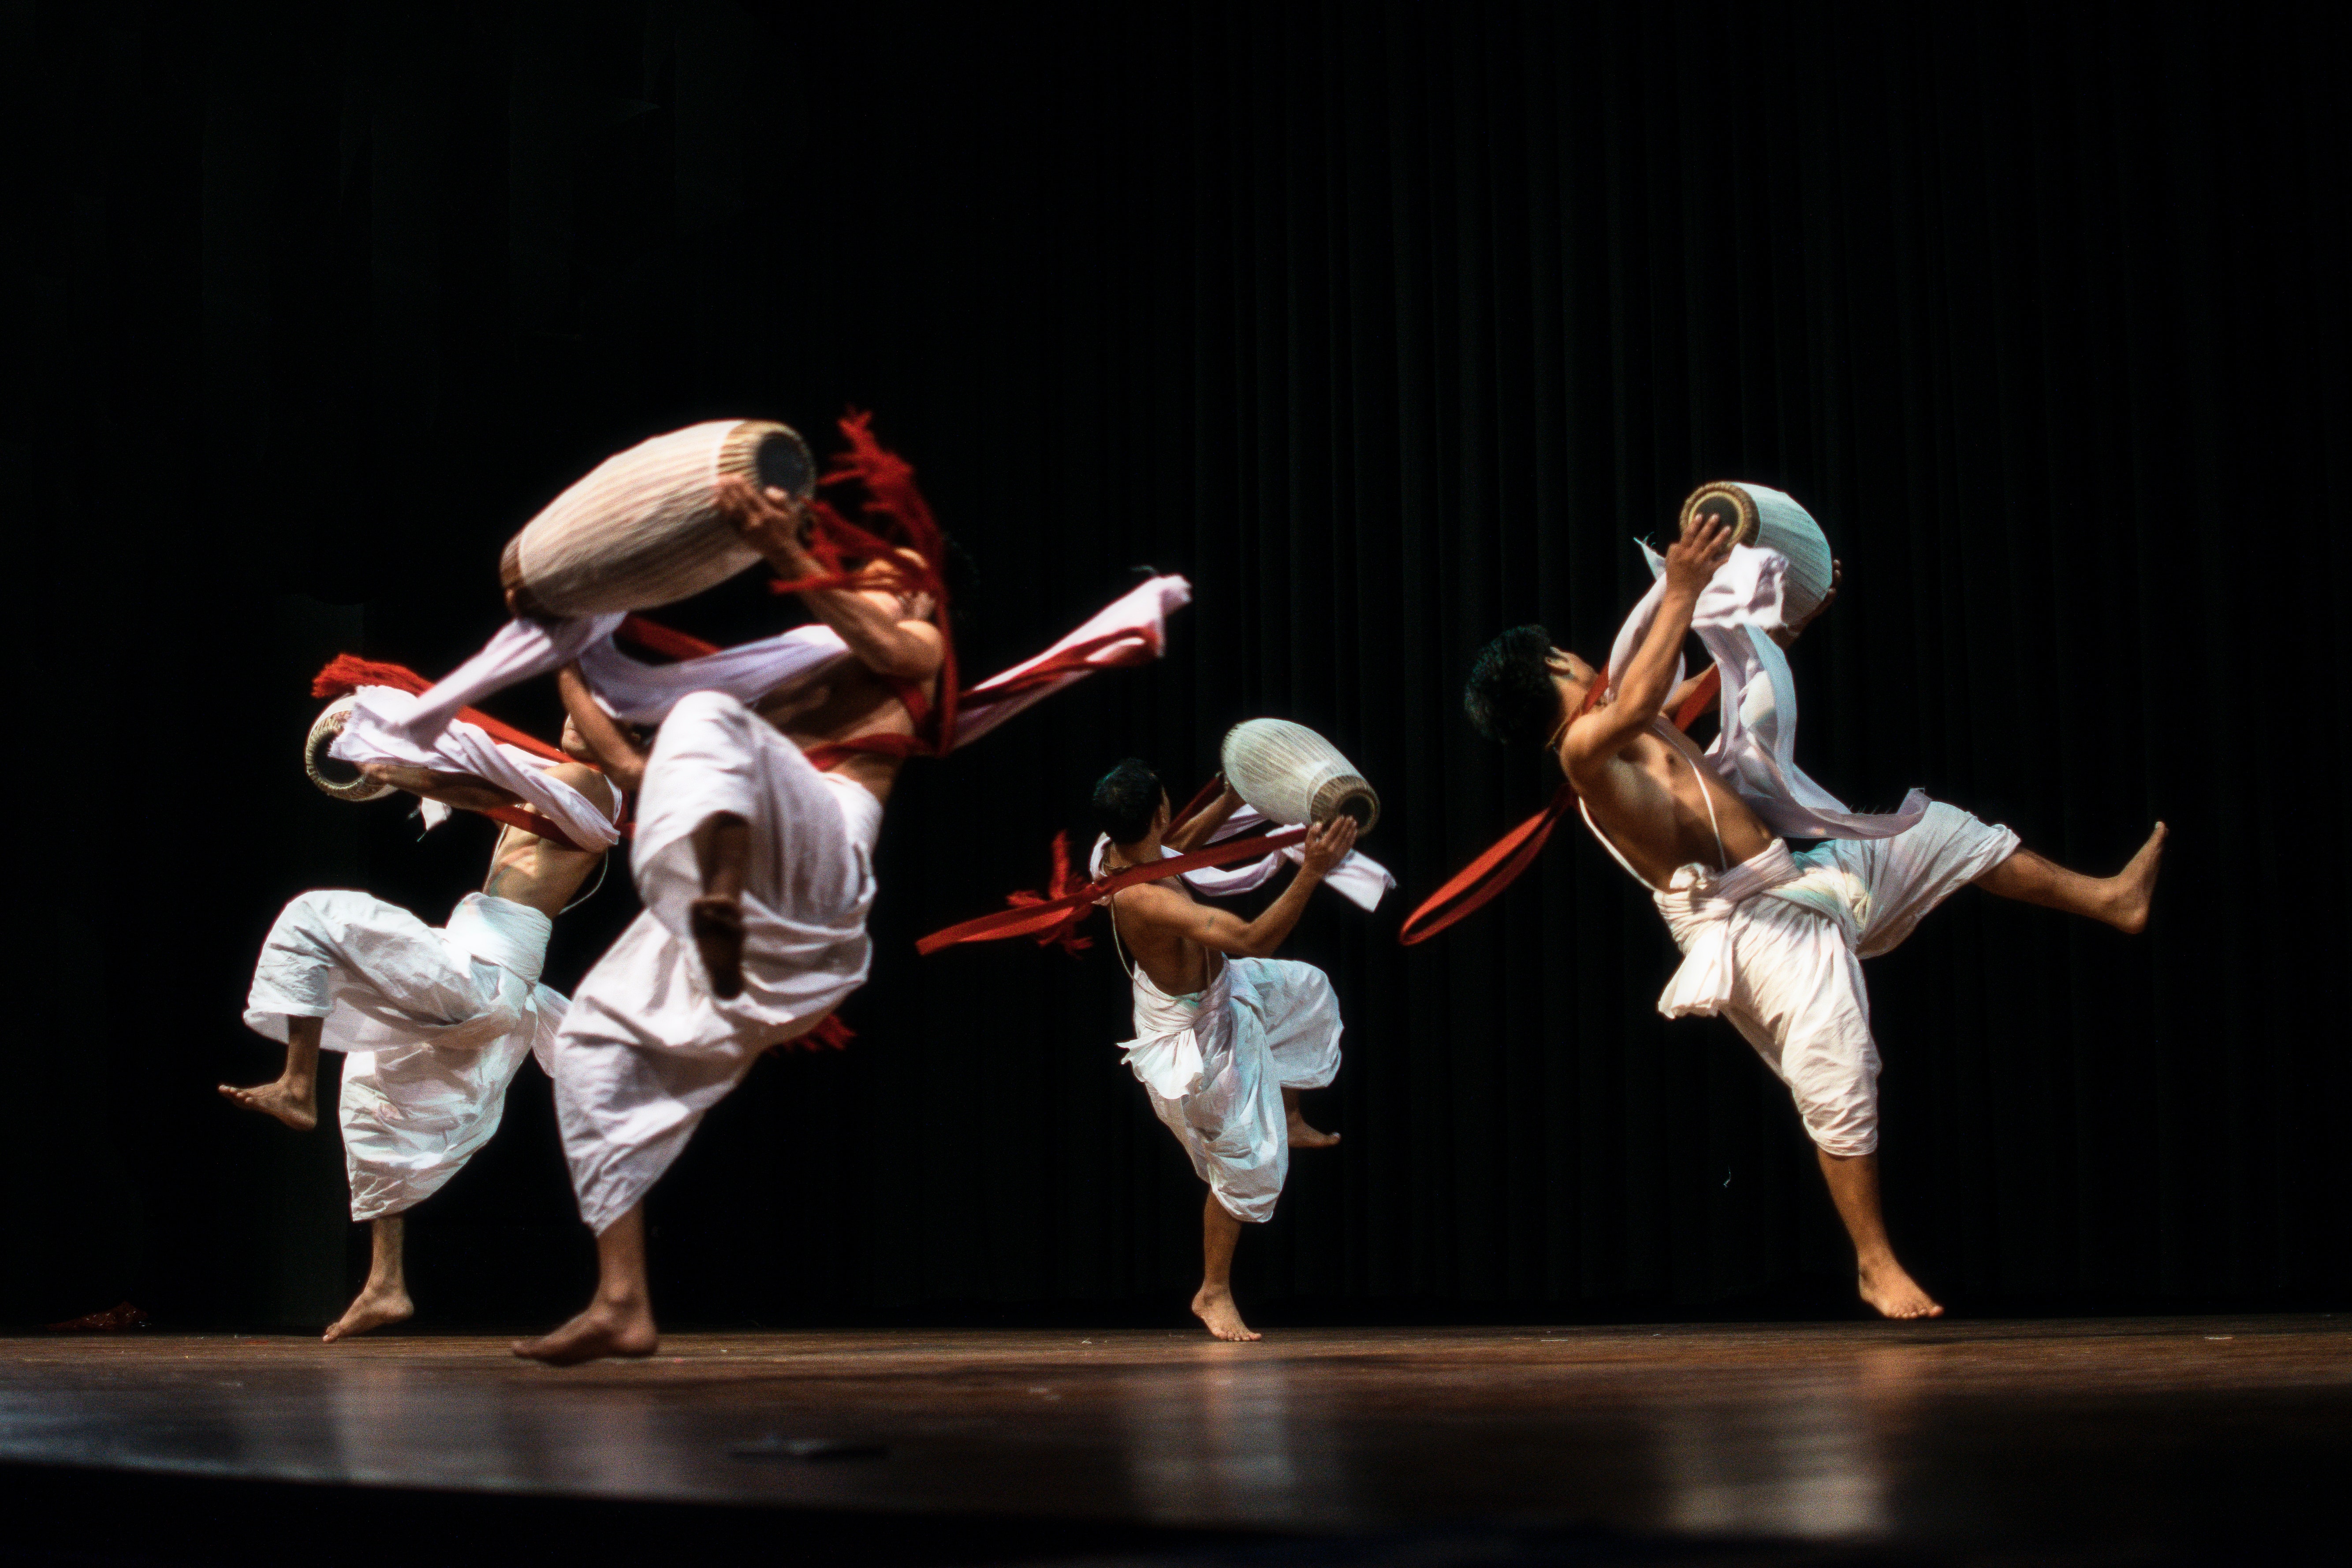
top-left (1104, 877), bottom-right (1220, 998)
top-left (1563, 717), bottom-right (1778, 889)
top-left (481, 762), bottom-right (615, 917)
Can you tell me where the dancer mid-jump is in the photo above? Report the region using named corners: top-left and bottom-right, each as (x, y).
top-left (1460, 507), bottom-right (2164, 1318)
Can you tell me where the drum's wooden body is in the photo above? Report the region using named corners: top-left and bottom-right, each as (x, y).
top-left (501, 420), bottom-right (816, 618)
top-left (1679, 480), bottom-right (1835, 623)
top-left (1220, 719), bottom-right (1381, 833)
top-left (306, 697), bottom-right (394, 802)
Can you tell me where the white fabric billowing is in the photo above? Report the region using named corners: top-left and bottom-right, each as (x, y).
top-left (328, 688), bottom-right (625, 850)
top-left (1603, 543), bottom-right (1928, 842)
top-left (552, 689), bottom-right (878, 1234)
top-left (1118, 957), bottom-right (1342, 1224)
top-left (1087, 805), bottom-right (1395, 911)
top-left (1652, 802), bottom-right (2019, 1156)
top-left (243, 890), bottom-right (566, 1221)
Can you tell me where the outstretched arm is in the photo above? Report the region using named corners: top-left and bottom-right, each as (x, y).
top-left (1563, 510), bottom-right (1732, 779)
top-left (1162, 777), bottom-right (1245, 853)
top-left (724, 481), bottom-right (945, 683)
top-left (357, 763), bottom-right (523, 814)
top-left (557, 664), bottom-right (648, 797)
top-left (1114, 817), bottom-right (1358, 958)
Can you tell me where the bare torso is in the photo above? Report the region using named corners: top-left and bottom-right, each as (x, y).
top-left (1105, 874), bottom-right (1219, 997)
top-left (1567, 715), bottom-right (1778, 889)
top-left (761, 658), bottom-right (933, 804)
top-left (480, 762), bottom-right (615, 917)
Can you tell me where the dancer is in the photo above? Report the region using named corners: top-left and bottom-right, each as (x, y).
top-left (1092, 763), bottom-right (1355, 1342)
top-left (1458, 508), bottom-right (2164, 1319)
top-left (224, 732), bottom-right (616, 1341)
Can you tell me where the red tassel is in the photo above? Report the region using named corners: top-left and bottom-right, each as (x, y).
top-left (1001, 831), bottom-right (1096, 956)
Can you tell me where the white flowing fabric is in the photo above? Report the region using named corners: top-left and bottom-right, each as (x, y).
top-left (552, 690), bottom-right (880, 1234)
top-left (1086, 804), bottom-right (1395, 911)
top-left (1118, 956), bottom-right (1342, 1223)
top-left (1603, 543), bottom-right (1929, 842)
top-left (328, 688), bottom-right (625, 849)
top-left (243, 890), bottom-right (567, 1221)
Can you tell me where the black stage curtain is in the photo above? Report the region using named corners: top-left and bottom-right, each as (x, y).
top-left (12, 0), bottom-right (2347, 1329)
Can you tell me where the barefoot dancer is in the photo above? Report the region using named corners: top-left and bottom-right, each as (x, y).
top-left (224, 726), bottom-right (616, 1342)
top-left (1091, 763), bottom-right (1357, 1342)
top-left (1458, 507), bottom-right (2164, 1320)
top-left (513, 486), bottom-right (945, 1366)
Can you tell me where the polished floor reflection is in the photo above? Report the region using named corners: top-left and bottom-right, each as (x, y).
top-left (3, 1316), bottom-right (2344, 1557)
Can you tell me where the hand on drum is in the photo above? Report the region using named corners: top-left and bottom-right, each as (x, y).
top-left (1298, 815), bottom-right (1359, 879)
top-left (1664, 509), bottom-right (1735, 597)
top-left (716, 476), bottom-right (818, 568)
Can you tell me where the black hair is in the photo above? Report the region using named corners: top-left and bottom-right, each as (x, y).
top-left (1464, 625), bottom-right (1565, 749)
top-left (1091, 757), bottom-right (1165, 845)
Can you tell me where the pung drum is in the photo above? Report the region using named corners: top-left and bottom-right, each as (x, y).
top-left (500, 419), bottom-right (817, 618)
top-left (1220, 719), bottom-right (1380, 834)
top-left (1678, 480), bottom-right (1835, 624)
top-left (305, 696), bottom-right (395, 803)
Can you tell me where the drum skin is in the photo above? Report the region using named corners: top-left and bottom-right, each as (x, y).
top-left (502, 419), bottom-right (816, 618)
top-left (1220, 718), bottom-right (1381, 834)
top-left (305, 696), bottom-right (394, 803)
top-left (1678, 480), bottom-right (1835, 624)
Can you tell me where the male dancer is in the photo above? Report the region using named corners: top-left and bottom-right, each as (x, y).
top-left (224, 731), bottom-right (615, 1341)
top-left (1092, 762), bottom-right (1355, 1341)
top-left (1461, 510), bottom-right (2164, 1318)
top-left (514, 483), bottom-right (943, 1364)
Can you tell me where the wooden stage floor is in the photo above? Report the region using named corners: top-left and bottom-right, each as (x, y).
top-left (3, 1315), bottom-right (2345, 1564)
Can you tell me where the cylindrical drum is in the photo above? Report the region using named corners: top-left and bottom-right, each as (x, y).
top-left (306, 696), bottom-right (395, 802)
top-left (1678, 480), bottom-right (1835, 624)
top-left (500, 419), bottom-right (817, 618)
top-left (1219, 719), bottom-right (1381, 834)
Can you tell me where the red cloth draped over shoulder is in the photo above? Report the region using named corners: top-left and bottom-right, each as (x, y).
top-left (1396, 664), bottom-right (1721, 946)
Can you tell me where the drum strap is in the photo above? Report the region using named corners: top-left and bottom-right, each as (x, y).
top-left (1397, 663), bottom-right (1722, 945)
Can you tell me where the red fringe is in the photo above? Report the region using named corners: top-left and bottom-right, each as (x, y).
top-left (772, 1014), bottom-right (855, 1053)
top-left (1001, 831), bottom-right (1095, 956)
top-left (311, 655), bottom-right (572, 764)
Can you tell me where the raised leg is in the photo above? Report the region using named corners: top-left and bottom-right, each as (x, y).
top-left (323, 1214), bottom-right (414, 1342)
top-left (1815, 1149), bottom-right (1942, 1320)
top-left (218, 1014), bottom-right (322, 1130)
top-left (512, 1202), bottom-right (660, 1365)
top-left (1282, 1087), bottom-right (1341, 1149)
top-left (1975, 823), bottom-right (2166, 933)
top-left (688, 812), bottom-right (750, 999)
top-left (1190, 1194), bottom-right (1260, 1342)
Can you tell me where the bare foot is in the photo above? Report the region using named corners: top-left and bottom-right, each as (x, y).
top-left (1286, 1110), bottom-right (1341, 1150)
top-left (1858, 1258), bottom-right (1944, 1320)
top-left (322, 1283), bottom-right (413, 1343)
top-left (689, 895), bottom-right (745, 1000)
top-left (512, 1299), bottom-right (660, 1366)
top-left (1191, 1286), bottom-right (1261, 1342)
top-left (2102, 822), bottom-right (2167, 934)
top-left (217, 1078), bottom-right (317, 1131)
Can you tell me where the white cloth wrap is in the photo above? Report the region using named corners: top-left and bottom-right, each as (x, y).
top-left (242, 890), bottom-right (566, 1222)
top-left (1652, 803), bottom-right (2019, 1157)
top-left (1086, 805), bottom-right (1395, 910)
top-left (1118, 957), bottom-right (1343, 1224)
top-left (551, 690), bottom-right (880, 1234)
top-left (1604, 543), bottom-right (1928, 842)
top-left (328, 688), bottom-right (624, 850)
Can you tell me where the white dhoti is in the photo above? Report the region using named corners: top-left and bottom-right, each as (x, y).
top-left (243, 890), bottom-right (564, 1222)
top-left (552, 689), bottom-right (880, 1233)
top-left (1652, 802), bottom-right (2020, 1157)
top-left (1118, 957), bottom-right (1343, 1223)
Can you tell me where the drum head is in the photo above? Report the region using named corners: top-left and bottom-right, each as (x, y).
top-left (305, 699), bottom-right (395, 803)
top-left (1680, 481), bottom-right (1761, 546)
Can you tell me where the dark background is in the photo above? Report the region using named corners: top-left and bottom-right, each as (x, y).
top-left (11, 0), bottom-right (2346, 1332)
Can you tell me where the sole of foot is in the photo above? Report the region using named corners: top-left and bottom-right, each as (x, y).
top-left (1191, 1288), bottom-right (1262, 1343)
top-left (322, 1290), bottom-right (414, 1343)
top-left (216, 1082), bottom-right (317, 1131)
top-left (2106, 821), bottom-right (2168, 935)
top-left (689, 897), bottom-right (746, 1000)
top-left (512, 1307), bottom-right (660, 1367)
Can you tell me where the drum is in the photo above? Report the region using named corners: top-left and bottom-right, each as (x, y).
top-left (1678, 480), bottom-right (1835, 624)
top-left (500, 419), bottom-right (817, 618)
top-left (1220, 719), bottom-right (1380, 834)
top-left (305, 696), bottom-right (395, 802)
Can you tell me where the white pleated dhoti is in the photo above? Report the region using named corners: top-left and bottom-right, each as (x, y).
top-left (243, 890), bottom-right (564, 1222)
top-left (1651, 802), bottom-right (2020, 1157)
top-left (552, 690), bottom-right (880, 1234)
top-left (1118, 957), bottom-right (1343, 1223)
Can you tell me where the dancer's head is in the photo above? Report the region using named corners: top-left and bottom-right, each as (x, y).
top-left (1464, 625), bottom-right (1599, 753)
top-left (1092, 757), bottom-right (1169, 849)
